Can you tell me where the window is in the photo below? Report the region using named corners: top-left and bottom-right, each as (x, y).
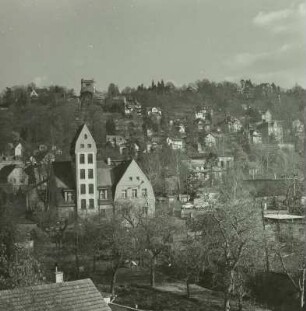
top-left (84, 134), bottom-right (88, 139)
top-left (87, 144), bottom-right (92, 148)
top-left (80, 144), bottom-right (85, 148)
top-left (81, 199), bottom-right (86, 209)
top-left (64, 191), bottom-right (73, 203)
top-left (79, 154), bottom-right (85, 164)
top-left (136, 176), bottom-right (140, 181)
top-left (121, 190), bottom-right (127, 198)
top-left (88, 153), bottom-right (93, 164)
top-left (80, 169), bottom-right (85, 179)
top-left (88, 169), bottom-right (93, 179)
top-left (142, 188), bottom-right (147, 197)
top-left (89, 199), bottom-right (94, 209)
top-left (99, 189), bottom-right (108, 200)
top-left (80, 184), bottom-right (86, 194)
top-left (88, 184), bottom-right (94, 194)
top-left (132, 189), bottom-right (138, 198)
top-left (129, 177), bottom-right (133, 181)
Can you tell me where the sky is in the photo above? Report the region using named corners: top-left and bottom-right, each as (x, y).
top-left (0, 0), bottom-right (305, 92)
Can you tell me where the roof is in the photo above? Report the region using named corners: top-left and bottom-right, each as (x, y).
top-left (264, 214), bottom-right (304, 220)
top-left (0, 278), bottom-right (111, 311)
top-left (52, 161), bottom-right (75, 189)
top-left (0, 165), bottom-right (16, 183)
top-left (245, 179), bottom-right (289, 197)
top-left (97, 161), bottom-right (113, 187)
top-left (70, 124), bottom-right (87, 156)
top-left (109, 303), bottom-right (150, 311)
top-left (111, 160), bottom-right (133, 186)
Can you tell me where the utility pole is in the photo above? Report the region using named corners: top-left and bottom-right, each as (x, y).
top-left (261, 200), bottom-right (270, 272)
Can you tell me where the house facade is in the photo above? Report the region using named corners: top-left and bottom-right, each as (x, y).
top-left (0, 165), bottom-right (28, 192)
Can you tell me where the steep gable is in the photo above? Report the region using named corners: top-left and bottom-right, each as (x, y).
top-left (70, 124), bottom-right (97, 156)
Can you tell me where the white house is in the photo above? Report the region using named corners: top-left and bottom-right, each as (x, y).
top-left (204, 133), bottom-right (216, 147)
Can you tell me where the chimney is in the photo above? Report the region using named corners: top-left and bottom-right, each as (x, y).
top-left (55, 266), bottom-right (64, 283)
top-left (107, 157), bottom-right (111, 166)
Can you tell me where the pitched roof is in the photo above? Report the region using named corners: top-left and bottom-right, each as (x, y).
top-left (52, 161), bottom-right (75, 189)
top-left (0, 278), bottom-right (111, 311)
top-left (97, 161), bottom-right (113, 187)
top-left (70, 124), bottom-right (87, 156)
top-left (0, 165), bottom-right (16, 183)
top-left (111, 160), bottom-right (133, 186)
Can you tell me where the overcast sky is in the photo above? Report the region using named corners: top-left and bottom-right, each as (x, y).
top-left (0, 0), bottom-right (305, 92)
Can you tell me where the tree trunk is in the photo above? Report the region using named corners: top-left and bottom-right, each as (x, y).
top-left (300, 268), bottom-right (305, 310)
top-left (92, 254), bottom-right (96, 272)
top-left (150, 256), bottom-right (156, 287)
top-left (186, 278), bottom-right (191, 298)
top-left (223, 270), bottom-right (235, 311)
top-left (110, 268), bottom-right (118, 296)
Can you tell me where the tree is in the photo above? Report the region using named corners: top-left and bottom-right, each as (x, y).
top-left (107, 83), bottom-right (120, 98)
top-left (195, 171), bottom-right (266, 311)
top-left (0, 203), bottom-right (45, 289)
top-left (171, 235), bottom-right (205, 297)
top-left (274, 236), bottom-right (305, 310)
top-left (137, 212), bottom-right (185, 287)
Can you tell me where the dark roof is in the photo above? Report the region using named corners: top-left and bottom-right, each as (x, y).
top-left (244, 179), bottom-right (289, 197)
top-left (70, 124), bottom-right (87, 156)
top-left (52, 161), bottom-right (75, 189)
top-left (111, 160), bottom-right (133, 186)
top-left (0, 278), bottom-right (111, 311)
top-left (0, 165), bottom-right (16, 183)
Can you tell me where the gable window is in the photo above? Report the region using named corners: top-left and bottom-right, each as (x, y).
top-left (64, 191), bottom-right (74, 203)
top-left (88, 169), bottom-right (93, 179)
top-left (79, 154), bottom-right (85, 164)
top-left (88, 184), bottom-right (94, 194)
top-left (80, 184), bottom-right (86, 194)
top-left (88, 153), bottom-right (93, 164)
top-left (136, 176), bottom-right (140, 181)
top-left (132, 189), bottom-right (138, 198)
top-left (80, 169), bottom-right (85, 179)
top-left (129, 177), bottom-right (133, 181)
top-left (84, 134), bottom-right (88, 139)
top-left (142, 188), bottom-right (147, 197)
top-left (99, 189), bottom-right (108, 200)
top-left (80, 144), bottom-right (85, 148)
top-left (121, 190), bottom-right (127, 199)
top-left (87, 144), bottom-right (92, 148)
top-left (81, 199), bottom-right (86, 209)
top-left (89, 199), bottom-right (94, 209)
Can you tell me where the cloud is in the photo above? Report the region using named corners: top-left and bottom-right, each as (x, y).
top-left (224, 43), bottom-right (306, 88)
top-left (225, 44), bottom-right (296, 70)
top-left (253, 2), bottom-right (305, 34)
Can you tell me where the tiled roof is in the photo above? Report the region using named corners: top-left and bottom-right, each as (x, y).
top-left (0, 278), bottom-right (111, 311)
